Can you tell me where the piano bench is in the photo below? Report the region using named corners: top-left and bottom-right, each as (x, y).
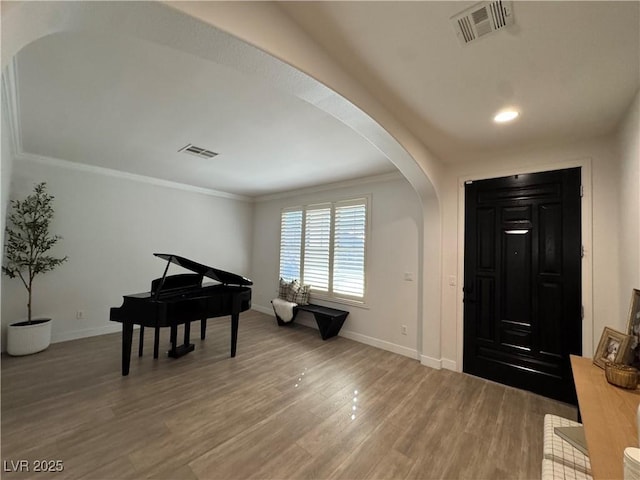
top-left (274, 303), bottom-right (349, 340)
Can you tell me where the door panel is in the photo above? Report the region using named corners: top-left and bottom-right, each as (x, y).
top-left (477, 276), bottom-right (495, 340)
top-left (477, 208), bottom-right (496, 269)
top-left (463, 168), bottom-right (581, 403)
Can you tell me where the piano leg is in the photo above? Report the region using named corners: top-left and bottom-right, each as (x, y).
top-left (201, 318), bottom-right (206, 340)
top-left (184, 321), bottom-right (191, 345)
top-left (153, 327), bottom-right (160, 359)
top-left (122, 321), bottom-right (133, 376)
top-left (231, 313), bottom-right (239, 357)
top-left (138, 325), bottom-right (145, 357)
top-left (169, 325), bottom-right (177, 357)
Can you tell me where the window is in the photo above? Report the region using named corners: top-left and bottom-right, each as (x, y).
top-left (279, 210), bottom-right (303, 281)
top-left (279, 197), bottom-right (368, 302)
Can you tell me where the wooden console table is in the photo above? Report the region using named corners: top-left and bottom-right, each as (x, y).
top-left (570, 355), bottom-right (640, 479)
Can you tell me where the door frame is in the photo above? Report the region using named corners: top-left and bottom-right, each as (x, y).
top-left (456, 158), bottom-right (594, 372)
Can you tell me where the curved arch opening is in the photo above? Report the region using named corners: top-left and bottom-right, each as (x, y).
top-left (2, 1), bottom-right (444, 365)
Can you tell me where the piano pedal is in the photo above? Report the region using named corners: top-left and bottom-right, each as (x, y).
top-left (168, 343), bottom-right (195, 358)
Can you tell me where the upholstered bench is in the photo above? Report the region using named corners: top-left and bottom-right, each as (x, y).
top-left (272, 301), bottom-right (349, 340)
top-left (541, 459), bottom-right (592, 480)
top-left (541, 414), bottom-right (593, 480)
top-left (272, 278), bottom-right (349, 340)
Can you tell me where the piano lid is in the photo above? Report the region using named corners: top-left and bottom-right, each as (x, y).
top-left (154, 253), bottom-right (253, 286)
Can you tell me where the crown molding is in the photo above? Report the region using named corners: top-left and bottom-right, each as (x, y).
top-left (1, 56), bottom-right (22, 156)
top-left (3, 53), bottom-right (400, 204)
top-left (3, 57), bottom-right (251, 202)
top-left (254, 171), bottom-right (404, 203)
top-left (16, 150), bottom-right (401, 205)
top-left (15, 152), bottom-right (254, 202)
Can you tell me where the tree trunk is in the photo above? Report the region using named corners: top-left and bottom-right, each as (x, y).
top-left (27, 279), bottom-right (33, 324)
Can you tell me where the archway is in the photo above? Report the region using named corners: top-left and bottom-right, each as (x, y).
top-left (2, 1), bottom-right (445, 368)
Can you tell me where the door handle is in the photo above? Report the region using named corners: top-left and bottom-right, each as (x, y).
top-left (463, 285), bottom-right (475, 303)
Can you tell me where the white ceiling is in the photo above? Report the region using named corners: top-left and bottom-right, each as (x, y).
top-left (11, 1), bottom-right (640, 197)
top-left (15, 30), bottom-right (396, 197)
top-left (279, 1), bottom-right (640, 162)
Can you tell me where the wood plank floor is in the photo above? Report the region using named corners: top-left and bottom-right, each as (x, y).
top-left (1, 310), bottom-right (576, 480)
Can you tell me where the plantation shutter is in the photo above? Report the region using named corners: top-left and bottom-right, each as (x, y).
top-left (303, 206), bottom-right (331, 291)
top-left (333, 200), bottom-right (367, 298)
top-left (279, 209), bottom-right (303, 282)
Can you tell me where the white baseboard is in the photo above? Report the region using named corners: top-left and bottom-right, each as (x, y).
top-left (420, 355), bottom-right (442, 369)
top-left (252, 305), bottom-right (274, 316)
top-left (442, 358), bottom-right (458, 371)
top-left (252, 304), bottom-right (418, 360)
top-left (51, 308), bottom-right (274, 347)
top-left (420, 355), bottom-right (458, 371)
top-left (339, 330), bottom-right (419, 360)
top-left (52, 324), bottom-right (122, 344)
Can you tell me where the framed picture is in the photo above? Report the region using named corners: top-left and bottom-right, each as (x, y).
top-left (593, 327), bottom-right (632, 369)
top-left (626, 289), bottom-right (640, 366)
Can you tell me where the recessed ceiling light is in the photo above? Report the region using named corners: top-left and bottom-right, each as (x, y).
top-left (494, 109), bottom-right (519, 123)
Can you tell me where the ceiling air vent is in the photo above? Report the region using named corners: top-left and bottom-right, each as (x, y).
top-left (451, 1), bottom-right (514, 45)
top-left (178, 144), bottom-right (219, 159)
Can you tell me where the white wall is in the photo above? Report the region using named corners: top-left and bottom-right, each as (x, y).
top-left (440, 136), bottom-right (622, 369)
top-left (1, 95), bottom-right (14, 230)
top-left (1, 84), bottom-right (15, 345)
top-left (1, 155), bottom-right (254, 349)
top-left (252, 174), bottom-right (422, 358)
top-left (617, 89), bottom-right (640, 317)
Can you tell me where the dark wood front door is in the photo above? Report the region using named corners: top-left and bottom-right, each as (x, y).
top-left (463, 168), bottom-right (582, 403)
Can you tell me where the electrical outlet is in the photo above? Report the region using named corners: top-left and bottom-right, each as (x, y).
top-left (401, 325), bottom-right (407, 335)
top-left (76, 310), bottom-right (85, 320)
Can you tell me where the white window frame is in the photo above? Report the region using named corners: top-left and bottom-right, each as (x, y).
top-left (278, 195), bottom-right (370, 305)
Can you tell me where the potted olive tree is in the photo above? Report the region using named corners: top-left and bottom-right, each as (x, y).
top-left (3, 182), bottom-right (67, 356)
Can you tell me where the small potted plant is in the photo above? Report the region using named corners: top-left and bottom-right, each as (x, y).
top-left (3, 182), bottom-right (67, 356)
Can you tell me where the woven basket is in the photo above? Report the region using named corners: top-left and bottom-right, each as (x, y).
top-left (605, 362), bottom-right (639, 389)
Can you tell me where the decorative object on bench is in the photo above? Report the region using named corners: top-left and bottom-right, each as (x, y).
top-left (593, 326), bottom-right (632, 369)
top-left (272, 278), bottom-right (308, 324)
top-left (554, 427), bottom-right (588, 456)
top-left (279, 277), bottom-right (292, 300)
top-left (271, 278), bottom-right (348, 340)
top-left (285, 279), bottom-right (310, 305)
top-left (542, 414), bottom-right (592, 480)
top-left (604, 361), bottom-right (638, 389)
top-left (272, 297), bottom-right (297, 323)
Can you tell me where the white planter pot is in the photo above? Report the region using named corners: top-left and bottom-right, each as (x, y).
top-left (7, 318), bottom-right (52, 356)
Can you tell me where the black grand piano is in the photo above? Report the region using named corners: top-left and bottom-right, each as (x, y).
top-left (110, 253), bottom-right (252, 376)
